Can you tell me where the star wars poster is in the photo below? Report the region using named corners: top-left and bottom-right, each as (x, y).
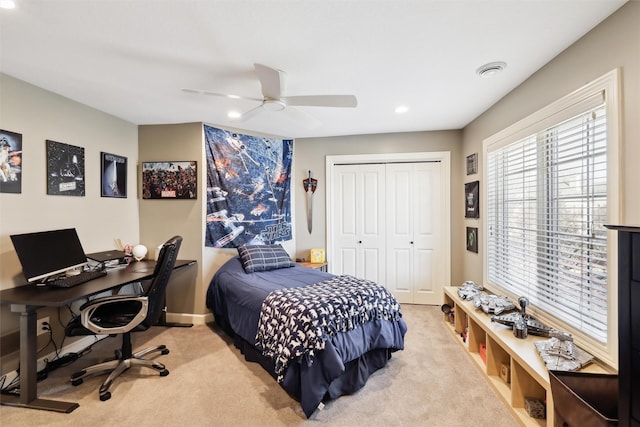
top-left (0, 129), bottom-right (22, 194)
top-left (46, 140), bottom-right (85, 196)
top-left (204, 125), bottom-right (293, 248)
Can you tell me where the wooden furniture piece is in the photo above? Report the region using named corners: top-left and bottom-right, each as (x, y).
top-left (443, 286), bottom-right (612, 427)
top-left (0, 258), bottom-right (195, 413)
top-left (605, 224), bottom-right (640, 427)
top-left (295, 261), bottom-right (328, 272)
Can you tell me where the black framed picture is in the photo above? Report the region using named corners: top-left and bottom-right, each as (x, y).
top-left (467, 227), bottom-right (478, 253)
top-left (466, 153), bottom-right (478, 175)
top-left (46, 140), bottom-right (85, 196)
top-left (142, 161), bottom-right (197, 199)
top-left (101, 152), bottom-right (127, 198)
top-left (0, 129), bottom-right (22, 194)
top-left (465, 180), bottom-right (480, 218)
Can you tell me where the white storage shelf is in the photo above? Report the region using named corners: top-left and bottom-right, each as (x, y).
top-left (443, 286), bottom-right (610, 427)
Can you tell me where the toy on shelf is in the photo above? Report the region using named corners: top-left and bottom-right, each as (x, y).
top-left (457, 280), bottom-right (483, 300)
top-left (440, 303), bottom-right (455, 323)
top-left (473, 293), bottom-right (515, 315)
top-left (491, 296), bottom-right (573, 341)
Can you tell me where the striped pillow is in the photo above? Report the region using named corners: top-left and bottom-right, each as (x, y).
top-left (237, 244), bottom-right (294, 273)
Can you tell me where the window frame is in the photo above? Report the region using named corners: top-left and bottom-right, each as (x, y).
top-left (481, 69), bottom-right (621, 367)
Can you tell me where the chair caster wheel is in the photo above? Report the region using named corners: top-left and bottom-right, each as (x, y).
top-left (71, 378), bottom-right (83, 386)
top-left (160, 369), bottom-right (169, 377)
top-left (99, 392), bottom-right (111, 401)
top-left (161, 349), bottom-right (170, 355)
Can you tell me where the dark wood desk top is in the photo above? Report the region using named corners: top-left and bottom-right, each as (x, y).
top-left (0, 259), bottom-right (195, 307)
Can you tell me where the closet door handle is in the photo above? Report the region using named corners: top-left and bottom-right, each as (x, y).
top-left (358, 241), bottom-right (362, 244)
top-left (410, 241), bottom-right (414, 244)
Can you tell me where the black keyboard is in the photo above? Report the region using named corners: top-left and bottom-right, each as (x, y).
top-left (46, 269), bottom-right (107, 288)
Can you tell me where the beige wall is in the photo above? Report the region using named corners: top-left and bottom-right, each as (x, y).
top-left (138, 124), bottom-right (206, 317)
top-left (294, 130), bottom-right (464, 285)
top-left (0, 74), bottom-right (139, 367)
top-left (460, 1), bottom-right (640, 283)
top-left (138, 123), bottom-right (290, 319)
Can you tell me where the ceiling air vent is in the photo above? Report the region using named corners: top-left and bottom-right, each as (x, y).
top-left (476, 62), bottom-right (507, 78)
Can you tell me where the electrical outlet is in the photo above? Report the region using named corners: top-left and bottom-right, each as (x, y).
top-left (37, 316), bottom-right (50, 336)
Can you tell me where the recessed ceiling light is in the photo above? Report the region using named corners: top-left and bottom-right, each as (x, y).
top-left (395, 105), bottom-right (409, 114)
top-left (0, 0), bottom-right (16, 9)
top-left (476, 61), bottom-right (507, 78)
top-left (228, 111), bottom-right (242, 119)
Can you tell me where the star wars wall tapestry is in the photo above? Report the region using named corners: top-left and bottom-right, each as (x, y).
top-left (204, 125), bottom-right (293, 248)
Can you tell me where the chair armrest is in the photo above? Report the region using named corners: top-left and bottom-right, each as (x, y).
top-left (80, 295), bottom-right (149, 335)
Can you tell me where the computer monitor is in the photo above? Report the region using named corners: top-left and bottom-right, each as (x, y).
top-left (10, 228), bottom-right (89, 283)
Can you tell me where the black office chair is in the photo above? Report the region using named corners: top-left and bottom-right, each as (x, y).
top-left (65, 235), bottom-right (182, 401)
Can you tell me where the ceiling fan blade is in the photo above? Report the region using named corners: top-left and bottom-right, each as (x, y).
top-left (283, 106), bottom-right (322, 129)
top-left (229, 104), bottom-right (264, 122)
top-left (283, 94), bottom-right (357, 108)
top-left (181, 88), bottom-right (262, 103)
top-left (254, 63), bottom-right (284, 99)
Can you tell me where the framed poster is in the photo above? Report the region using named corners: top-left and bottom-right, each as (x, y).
top-left (465, 180), bottom-right (479, 218)
top-left (466, 153), bottom-right (478, 175)
top-left (46, 140), bottom-right (85, 196)
top-left (101, 152), bottom-right (127, 198)
top-left (0, 129), bottom-right (22, 194)
top-left (142, 161), bottom-right (197, 199)
top-left (466, 227), bottom-right (478, 253)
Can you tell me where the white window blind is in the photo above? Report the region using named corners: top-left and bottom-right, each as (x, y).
top-left (486, 103), bottom-right (609, 343)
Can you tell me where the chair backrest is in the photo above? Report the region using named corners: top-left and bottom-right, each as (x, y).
top-left (141, 235), bottom-right (182, 328)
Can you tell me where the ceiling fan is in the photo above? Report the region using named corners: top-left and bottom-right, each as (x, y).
top-left (182, 63), bottom-right (357, 128)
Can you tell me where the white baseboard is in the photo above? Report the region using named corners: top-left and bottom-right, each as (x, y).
top-left (165, 312), bottom-right (213, 325)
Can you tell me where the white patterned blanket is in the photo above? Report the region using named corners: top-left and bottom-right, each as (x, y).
top-left (254, 275), bottom-right (403, 382)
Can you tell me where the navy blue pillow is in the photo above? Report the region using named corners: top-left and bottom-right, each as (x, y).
top-left (237, 244), bottom-right (294, 273)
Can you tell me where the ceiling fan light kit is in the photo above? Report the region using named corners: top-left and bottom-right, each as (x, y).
top-left (183, 63), bottom-right (357, 127)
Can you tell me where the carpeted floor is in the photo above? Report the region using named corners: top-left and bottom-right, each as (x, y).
top-left (0, 304), bottom-right (519, 426)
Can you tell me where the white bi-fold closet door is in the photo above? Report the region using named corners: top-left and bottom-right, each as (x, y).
top-left (327, 152), bottom-right (450, 305)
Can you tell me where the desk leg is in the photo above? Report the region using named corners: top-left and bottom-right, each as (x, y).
top-left (0, 305), bottom-right (79, 413)
top-left (156, 303), bottom-right (193, 328)
top-left (155, 262), bottom-right (194, 328)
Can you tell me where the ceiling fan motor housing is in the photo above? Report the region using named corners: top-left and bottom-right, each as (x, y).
top-left (263, 99), bottom-right (286, 111)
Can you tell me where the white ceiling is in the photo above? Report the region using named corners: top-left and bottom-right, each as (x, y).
top-left (0, 0), bottom-right (627, 138)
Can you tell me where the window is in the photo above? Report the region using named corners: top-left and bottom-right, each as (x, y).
top-left (483, 70), bottom-right (619, 365)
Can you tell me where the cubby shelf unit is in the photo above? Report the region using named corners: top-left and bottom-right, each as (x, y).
top-left (443, 286), bottom-right (610, 427)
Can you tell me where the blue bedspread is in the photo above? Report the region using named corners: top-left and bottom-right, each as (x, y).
top-left (206, 257), bottom-right (407, 417)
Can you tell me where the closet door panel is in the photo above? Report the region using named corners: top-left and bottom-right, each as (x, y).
top-left (412, 163), bottom-right (442, 304)
top-left (386, 165), bottom-right (413, 302)
top-left (333, 164), bottom-right (385, 282)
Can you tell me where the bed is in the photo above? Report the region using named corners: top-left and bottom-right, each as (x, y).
top-left (206, 245), bottom-right (407, 417)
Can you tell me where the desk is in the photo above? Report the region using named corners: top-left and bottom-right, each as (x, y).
top-left (0, 259), bottom-right (195, 413)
